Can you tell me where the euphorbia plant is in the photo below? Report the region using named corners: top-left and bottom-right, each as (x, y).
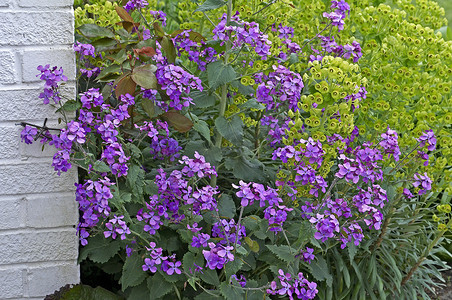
top-left (20, 0), bottom-right (450, 299)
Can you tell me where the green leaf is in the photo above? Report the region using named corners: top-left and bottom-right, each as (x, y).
top-left (131, 64), bottom-right (158, 89)
top-left (78, 23), bottom-right (116, 39)
top-left (146, 272), bottom-right (173, 299)
top-left (244, 237), bottom-right (259, 252)
top-left (243, 215), bottom-right (260, 232)
top-left (183, 252), bottom-right (196, 274)
top-left (194, 0), bottom-right (227, 12)
top-left (207, 61), bottom-right (236, 91)
top-left (214, 115), bottom-right (243, 145)
top-left (199, 268), bottom-right (220, 286)
top-left (193, 119), bottom-right (211, 143)
top-left (127, 164), bottom-right (145, 196)
top-left (239, 98), bottom-right (265, 110)
top-left (194, 291), bottom-right (222, 299)
top-left (438, 26), bottom-right (452, 41)
top-left (225, 258), bottom-right (243, 280)
top-left (59, 100), bottom-right (81, 112)
top-left (160, 36), bottom-right (176, 64)
top-left (127, 281), bottom-right (149, 300)
top-left (97, 64), bottom-right (122, 81)
top-left (93, 160), bottom-right (111, 173)
top-left (61, 284), bottom-right (123, 300)
top-left (190, 91), bottom-right (216, 108)
top-left (91, 37), bottom-right (117, 52)
top-left (218, 194), bottom-right (236, 218)
top-left (309, 256), bottom-right (333, 287)
top-left (141, 98), bottom-right (156, 118)
top-left (79, 234), bottom-right (121, 264)
top-left (265, 245), bottom-right (296, 263)
top-left (219, 282), bottom-right (244, 300)
top-left (120, 254), bottom-right (147, 291)
top-left (224, 156), bottom-right (264, 182)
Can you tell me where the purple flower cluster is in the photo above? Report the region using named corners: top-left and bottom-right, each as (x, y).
top-left (173, 30), bottom-right (218, 71)
top-left (36, 65), bottom-right (68, 104)
top-left (272, 24), bottom-right (302, 57)
top-left (135, 120), bottom-right (181, 162)
top-left (212, 219), bottom-right (246, 245)
top-left (75, 177), bottom-right (115, 245)
top-left (323, 0), bottom-right (350, 32)
top-left (142, 242), bottom-right (182, 275)
top-left (418, 129), bottom-right (437, 151)
top-left (154, 62), bottom-right (203, 111)
top-left (73, 42), bottom-right (100, 78)
top-left (232, 181), bottom-right (292, 232)
top-left (273, 138), bottom-right (327, 197)
top-left (149, 10), bottom-right (167, 26)
top-left (124, 0), bottom-right (148, 12)
top-left (301, 247), bottom-right (315, 263)
top-left (267, 269), bottom-right (318, 300)
top-left (413, 172), bottom-right (432, 195)
top-left (260, 115), bottom-right (291, 148)
top-left (335, 143), bottom-right (384, 184)
top-left (315, 36), bottom-right (362, 63)
top-left (212, 12), bottom-right (272, 59)
top-left (20, 125), bottom-right (38, 144)
top-left (137, 152), bottom-right (218, 234)
top-left (104, 215), bottom-right (131, 240)
top-left (255, 65), bottom-right (304, 111)
top-left (203, 242), bottom-right (234, 270)
top-left (379, 127), bottom-right (401, 161)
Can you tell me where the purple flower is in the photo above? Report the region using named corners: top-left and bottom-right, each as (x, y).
top-left (417, 129), bottom-right (437, 151)
top-left (166, 261), bottom-right (182, 275)
top-left (36, 65), bottom-right (67, 104)
top-left (124, 0), bottom-right (148, 11)
top-left (20, 125), bottom-right (38, 144)
top-left (379, 127), bottom-right (401, 161)
top-left (231, 274), bottom-right (247, 287)
top-left (413, 172), bottom-right (432, 195)
top-left (301, 247), bottom-right (315, 263)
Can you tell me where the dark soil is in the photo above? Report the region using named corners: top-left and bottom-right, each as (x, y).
top-left (427, 269), bottom-right (452, 300)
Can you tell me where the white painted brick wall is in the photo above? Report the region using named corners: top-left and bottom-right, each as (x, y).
top-left (0, 0), bottom-right (79, 298)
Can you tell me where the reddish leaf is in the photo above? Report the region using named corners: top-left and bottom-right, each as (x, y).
top-left (161, 111), bottom-right (193, 133)
top-left (115, 6), bottom-right (134, 22)
top-left (115, 74), bottom-right (136, 98)
top-left (133, 47), bottom-right (156, 57)
top-left (117, 21), bottom-right (140, 33)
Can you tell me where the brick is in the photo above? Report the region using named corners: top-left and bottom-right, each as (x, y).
top-left (26, 194), bottom-right (77, 228)
top-left (0, 86), bottom-right (76, 121)
top-left (0, 125), bottom-right (20, 160)
top-left (0, 230), bottom-right (78, 264)
top-left (0, 198), bottom-right (24, 230)
top-left (22, 49), bottom-right (75, 83)
top-left (0, 12), bottom-right (74, 46)
top-left (0, 268), bottom-right (24, 298)
top-left (0, 50), bottom-right (16, 84)
top-left (27, 263), bottom-right (79, 297)
top-left (0, 163), bottom-right (76, 195)
top-left (19, 0), bottom-right (73, 7)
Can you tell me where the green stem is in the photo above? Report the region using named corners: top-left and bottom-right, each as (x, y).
top-left (210, 0), bottom-right (233, 188)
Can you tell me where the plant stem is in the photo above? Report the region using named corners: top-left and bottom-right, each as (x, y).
top-left (210, 0), bottom-right (233, 188)
top-left (400, 219), bottom-right (451, 286)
